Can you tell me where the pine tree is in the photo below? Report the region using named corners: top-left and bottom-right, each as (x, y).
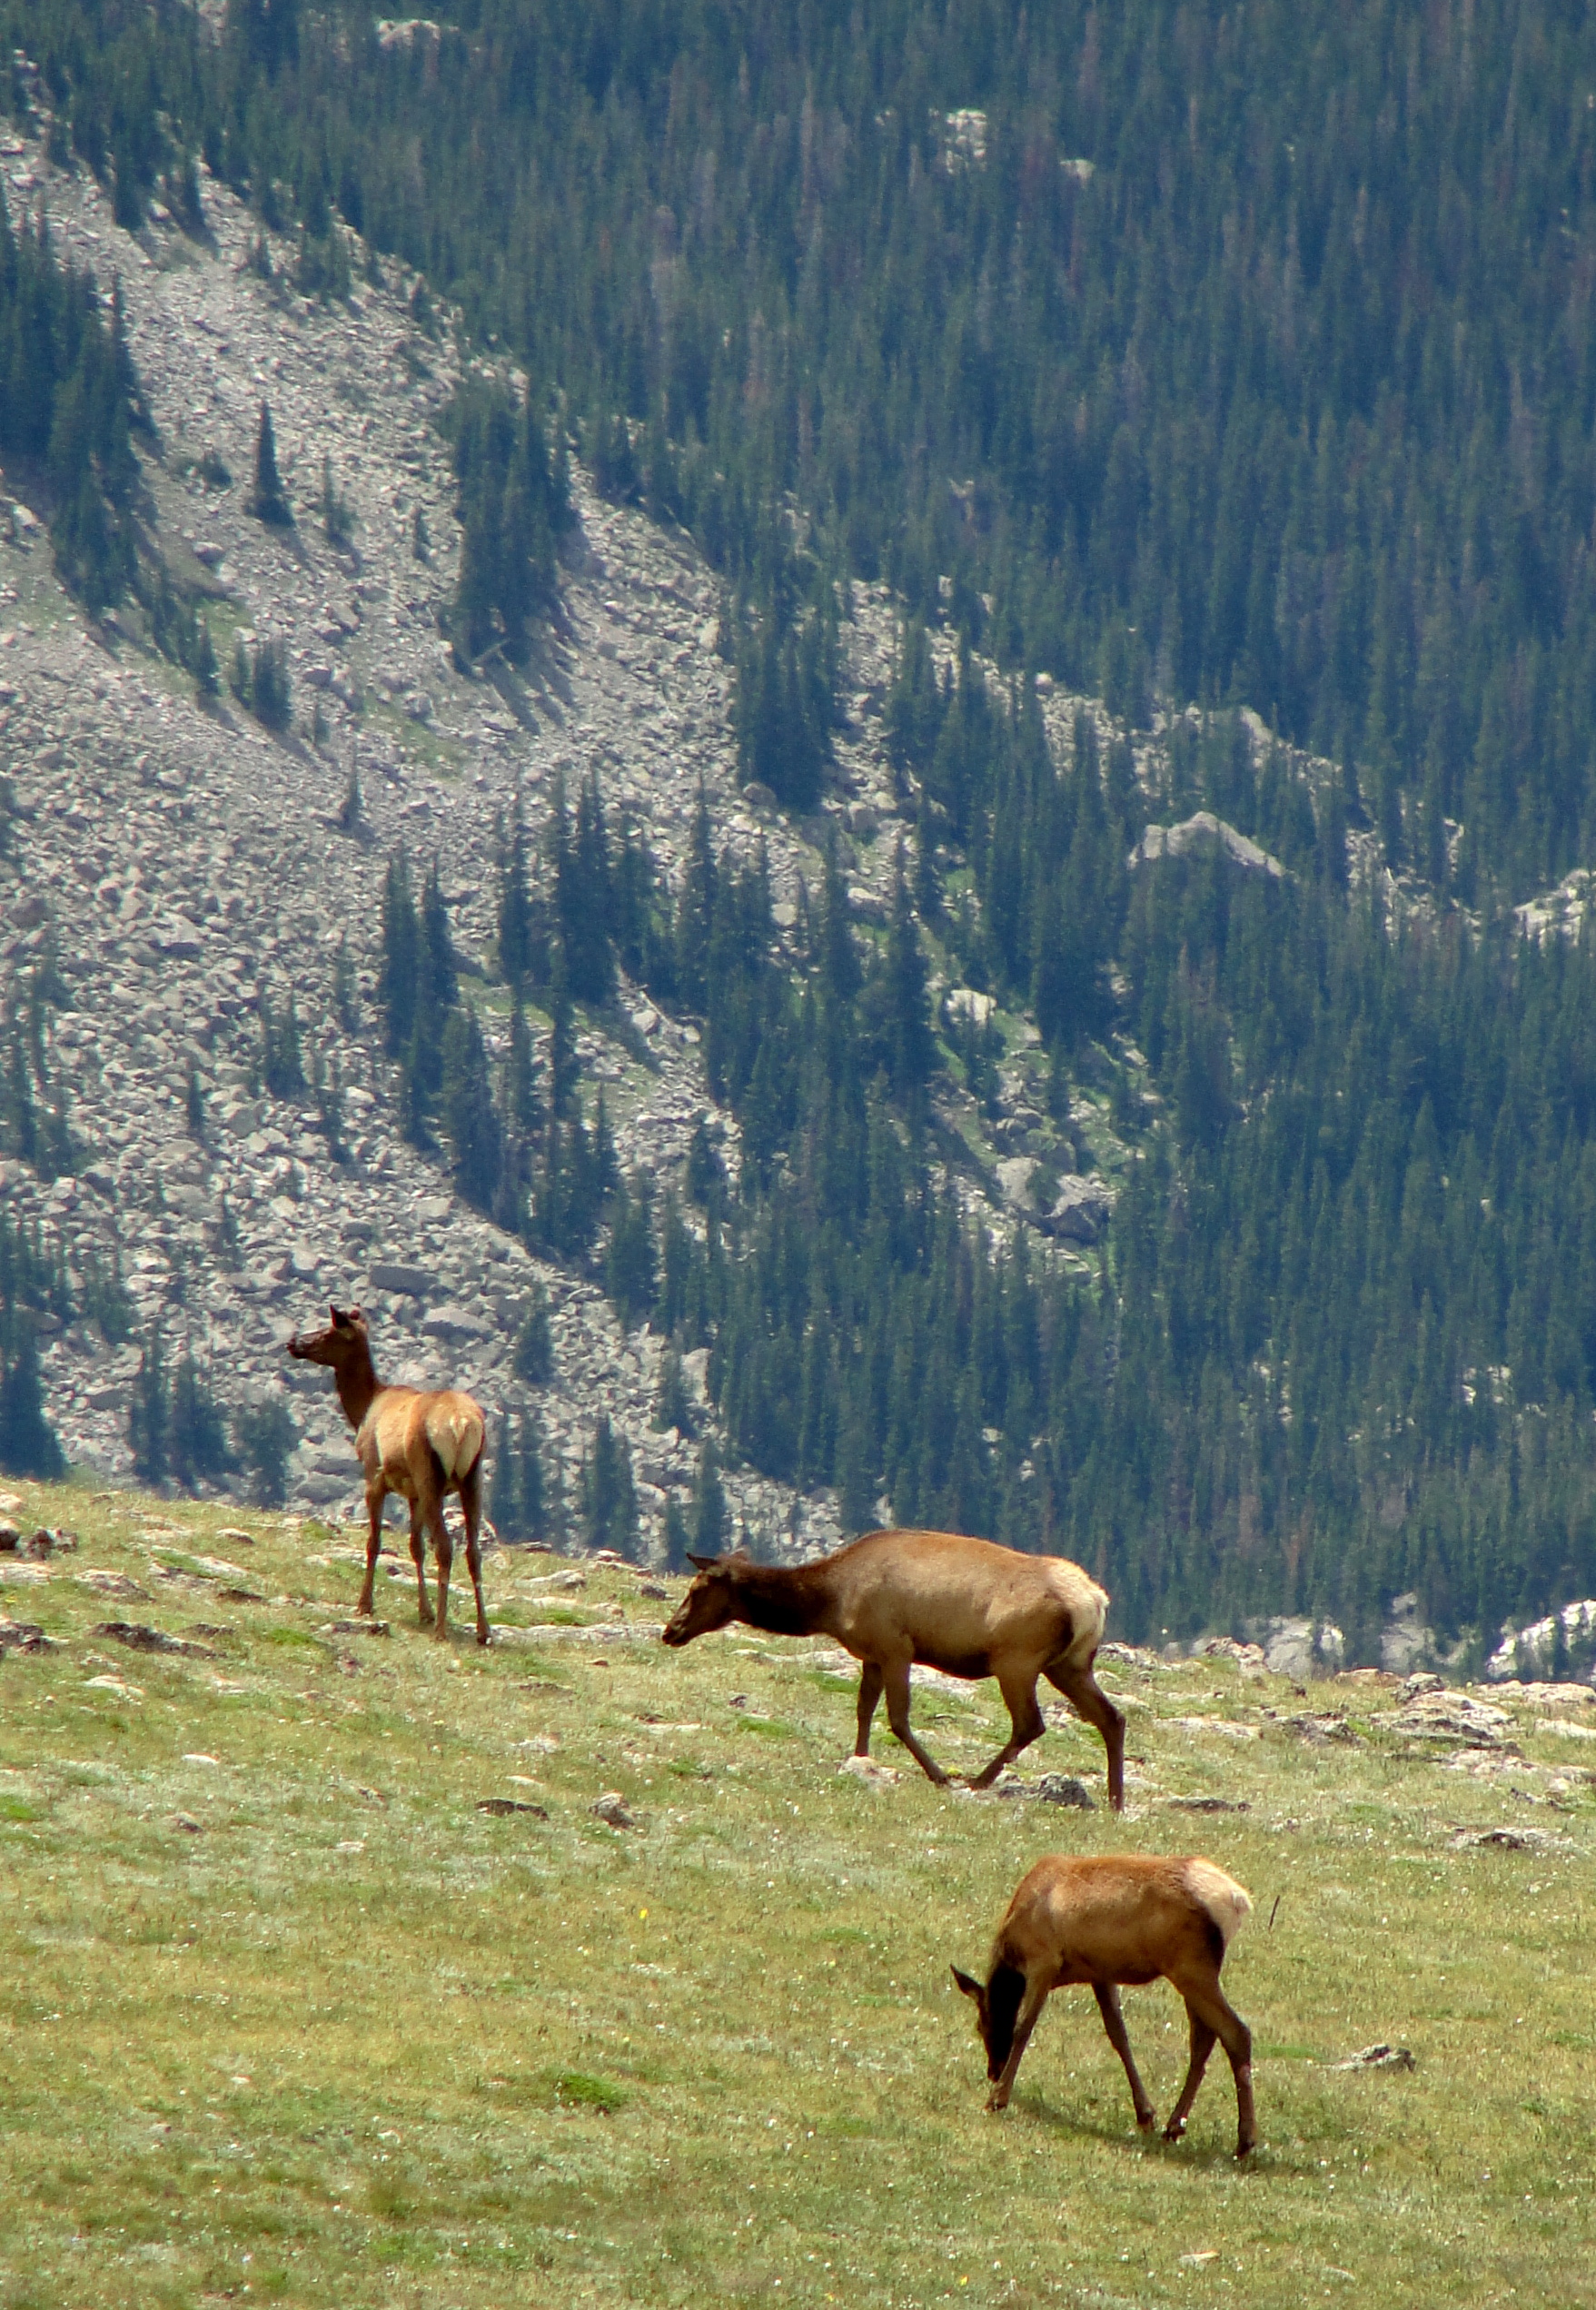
top-left (193, 615), bottom-right (219, 701)
top-left (251, 399), bottom-right (292, 525)
top-left (604, 1172), bottom-right (658, 1330)
top-left (379, 852), bottom-right (420, 1056)
top-left (0, 1331), bottom-right (64, 1479)
top-left (691, 1439), bottom-right (729, 1558)
top-left (441, 1004), bottom-right (501, 1213)
top-left (170, 1353), bottom-right (231, 1489)
top-left (332, 934), bottom-right (358, 1030)
top-left (497, 787), bottom-right (533, 990)
top-left (663, 1492), bottom-right (693, 1571)
top-left (129, 1326), bottom-right (170, 1485)
top-left (580, 1413), bottom-right (639, 1559)
top-left (234, 1396), bottom-right (298, 1507)
top-left (653, 1343), bottom-right (695, 1436)
top-left (512, 1286), bottom-right (554, 1385)
top-left (548, 946), bottom-right (579, 1119)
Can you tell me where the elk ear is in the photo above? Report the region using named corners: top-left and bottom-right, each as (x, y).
top-left (329, 1304), bottom-right (346, 1324)
top-left (951, 1967), bottom-right (983, 2001)
top-left (685, 1552), bottom-right (718, 1571)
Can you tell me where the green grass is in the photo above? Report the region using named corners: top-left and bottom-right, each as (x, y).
top-left (1, 1476), bottom-right (1593, 2307)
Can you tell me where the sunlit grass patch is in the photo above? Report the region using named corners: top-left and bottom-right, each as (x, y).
top-left (0, 1476), bottom-right (1591, 2305)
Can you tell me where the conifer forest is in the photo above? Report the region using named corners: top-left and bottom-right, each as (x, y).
top-left (7, 0), bottom-right (1596, 1665)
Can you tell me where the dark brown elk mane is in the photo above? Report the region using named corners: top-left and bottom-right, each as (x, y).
top-left (662, 1529), bottom-right (1125, 1806)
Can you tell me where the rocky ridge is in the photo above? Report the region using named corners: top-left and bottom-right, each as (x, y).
top-left (0, 134), bottom-right (1127, 1554)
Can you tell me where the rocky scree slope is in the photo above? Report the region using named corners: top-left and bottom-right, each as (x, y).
top-left (0, 137), bottom-right (1131, 1552)
top-left (0, 132), bottom-right (1490, 1615)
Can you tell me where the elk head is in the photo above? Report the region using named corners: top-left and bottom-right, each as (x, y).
top-left (285, 1304), bottom-right (369, 1367)
top-left (952, 1963), bottom-right (1025, 2080)
top-left (660, 1550), bottom-right (748, 1647)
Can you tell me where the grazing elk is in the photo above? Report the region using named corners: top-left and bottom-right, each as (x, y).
top-left (953, 1854), bottom-right (1256, 2156)
top-left (285, 1304), bottom-right (490, 1645)
top-left (660, 1528), bottom-right (1125, 1808)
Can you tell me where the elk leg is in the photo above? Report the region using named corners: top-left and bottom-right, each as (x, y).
top-left (1167, 1979), bottom-right (1254, 2156)
top-left (986, 1979), bottom-right (1050, 2113)
top-left (357, 1481), bottom-right (385, 1618)
top-left (882, 1659), bottom-right (949, 1785)
top-left (408, 1505), bottom-right (433, 1627)
top-left (1163, 2008), bottom-right (1217, 2143)
top-left (967, 1671), bottom-right (1046, 1790)
top-left (1094, 1983), bottom-right (1156, 2133)
top-left (426, 1488), bottom-right (453, 1641)
top-left (854, 1661), bottom-right (884, 1756)
top-left (459, 1457), bottom-right (490, 1647)
top-left (1045, 1653), bottom-right (1126, 1810)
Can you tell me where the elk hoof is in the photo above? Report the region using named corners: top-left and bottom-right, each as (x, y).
top-left (1236, 2139), bottom-right (1256, 2161)
top-left (1136, 2111), bottom-right (1158, 2134)
top-left (476, 1627), bottom-right (491, 1649)
top-left (984, 2093), bottom-right (1010, 2115)
top-left (1162, 2118), bottom-right (1186, 2144)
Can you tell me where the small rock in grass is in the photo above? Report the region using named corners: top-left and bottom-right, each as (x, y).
top-left (25, 1527), bottom-right (75, 1557)
top-left (172, 1813), bottom-right (203, 1835)
top-left (838, 1755), bottom-right (900, 1787)
top-left (1333, 2044), bottom-right (1416, 2072)
top-left (78, 1571), bottom-right (149, 1600)
top-left (92, 1621), bottom-right (217, 1659)
top-left (478, 1797), bottom-right (550, 1819)
top-left (1165, 1794), bottom-right (1251, 1814)
top-left (590, 1790), bottom-right (637, 1829)
top-left (1451, 1824), bottom-right (1567, 1853)
top-left (322, 1618), bottom-right (390, 1636)
top-left (216, 1528), bottom-right (255, 1546)
top-left (0, 1619), bottom-right (53, 1653)
top-left (0, 1522), bottom-right (18, 1552)
top-left (995, 1772), bottom-right (1096, 1808)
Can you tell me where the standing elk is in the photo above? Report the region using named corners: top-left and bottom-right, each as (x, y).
top-left (953, 1853), bottom-right (1256, 2156)
top-left (285, 1304), bottom-right (490, 1644)
top-left (660, 1528), bottom-right (1125, 1807)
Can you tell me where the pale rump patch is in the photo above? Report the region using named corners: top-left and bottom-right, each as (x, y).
top-left (425, 1403), bottom-right (484, 1480)
top-left (1181, 1859), bottom-right (1253, 1946)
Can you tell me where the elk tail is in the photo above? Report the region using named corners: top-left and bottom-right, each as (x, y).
top-left (1183, 1859), bottom-right (1254, 1950)
top-left (425, 1401), bottom-right (485, 1481)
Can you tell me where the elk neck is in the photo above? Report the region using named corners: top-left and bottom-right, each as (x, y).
top-left (730, 1559), bottom-right (834, 1639)
top-left (331, 1343), bottom-right (382, 1432)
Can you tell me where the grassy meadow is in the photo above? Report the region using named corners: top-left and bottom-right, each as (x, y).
top-left (0, 1476), bottom-right (1592, 2309)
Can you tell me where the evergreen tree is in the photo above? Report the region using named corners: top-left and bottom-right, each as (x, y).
top-left (653, 1343), bottom-right (695, 1436)
top-left (129, 1326), bottom-right (170, 1486)
top-left (441, 1003), bottom-right (501, 1214)
top-left (512, 1286), bottom-right (554, 1386)
top-left (580, 1413), bottom-right (639, 1559)
top-left (691, 1438), bottom-right (729, 1559)
top-left (0, 1331), bottom-right (64, 1480)
top-left (604, 1172), bottom-right (658, 1331)
top-left (234, 1395), bottom-right (298, 1508)
top-left (170, 1352), bottom-right (230, 1490)
top-left (379, 852), bottom-right (419, 1056)
top-left (663, 1492), bottom-right (692, 1572)
top-left (250, 400), bottom-right (292, 525)
top-left (496, 787), bottom-right (533, 991)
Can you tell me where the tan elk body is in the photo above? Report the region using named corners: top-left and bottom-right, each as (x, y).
top-left (662, 1528), bottom-right (1125, 1806)
top-left (286, 1305), bottom-right (490, 1643)
top-left (954, 1853), bottom-right (1256, 2156)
